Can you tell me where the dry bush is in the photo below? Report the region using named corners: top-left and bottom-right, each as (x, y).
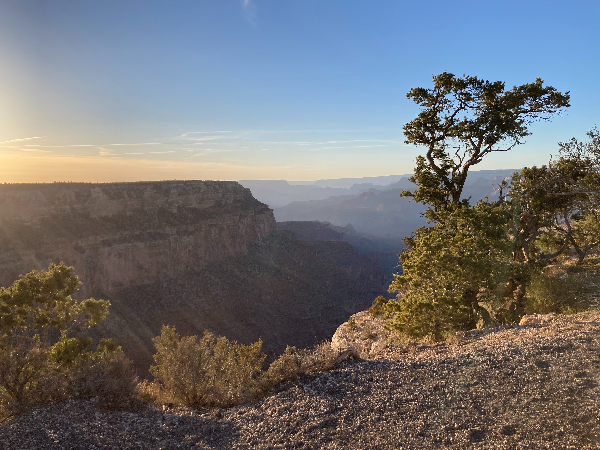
top-left (525, 270), bottom-right (588, 314)
top-left (68, 350), bottom-right (139, 410)
top-left (149, 326), bottom-right (267, 408)
top-left (136, 379), bottom-right (167, 406)
top-left (0, 340), bottom-right (138, 421)
top-left (266, 346), bottom-right (303, 384)
top-left (147, 327), bottom-right (342, 409)
top-left (266, 341), bottom-right (338, 386)
top-left (0, 345), bottom-right (52, 420)
top-left (303, 341), bottom-right (337, 373)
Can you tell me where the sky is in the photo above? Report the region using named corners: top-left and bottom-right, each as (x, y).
top-left (0, 0), bottom-right (599, 183)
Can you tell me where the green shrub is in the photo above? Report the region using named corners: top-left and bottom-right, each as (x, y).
top-left (267, 346), bottom-right (303, 384)
top-left (387, 202), bottom-right (511, 340)
top-left (525, 271), bottom-right (586, 314)
top-left (0, 264), bottom-right (137, 420)
top-left (368, 296), bottom-right (391, 318)
top-left (49, 335), bottom-right (94, 368)
top-left (347, 316), bottom-right (357, 332)
top-left (149, 326), bottom-right (266, 407)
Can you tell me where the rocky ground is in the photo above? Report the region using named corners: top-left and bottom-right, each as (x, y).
top-left (2, 312), bottom-right (600, 449)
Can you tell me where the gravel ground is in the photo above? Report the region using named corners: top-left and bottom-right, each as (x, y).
top-left (2, 312), bottom-right (600, 449)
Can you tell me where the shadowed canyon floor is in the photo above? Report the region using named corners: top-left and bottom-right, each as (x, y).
top-left (2, 312), bottom-right (600, 449)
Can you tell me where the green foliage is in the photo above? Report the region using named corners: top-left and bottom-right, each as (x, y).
top-left (387, 73), bottom-right (600, 340)
top-left (266, 346), bottom-right (303, 384)
top-left (0, 263), bottom-right (136, 420)
top-left (401, 72), bottom-right (570, 209)
top-left (150, 326), bottom-right (266, 407)
top-left (347, 316), bottom-right (357, 332)
top-left (508, 156), bottom-right (600, 265)
top-left (48, 335), bottom-right (93, 368)
top-left (0, 263), bottom-right (110, 344)
top-left (524, 270), bottom-right (586, 315)
top-left (559, 126), bottom-right (600, 166)
top-left (96, 338), bottom-right (120, 355)
top-left (368, 295), bottom-right (392, 318)
top-left (388, 202), bottom-right (512, 340)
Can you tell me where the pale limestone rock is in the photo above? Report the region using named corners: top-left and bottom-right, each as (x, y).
top-left (519, 313), bottom-right (557, 326)
top-left (331, 310), bottom-right (392, 358)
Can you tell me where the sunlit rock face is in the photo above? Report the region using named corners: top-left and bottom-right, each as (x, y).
top-left (0, 181), bottom-right (389, 374)
top-left (0, 181), bottom-right (275, 296)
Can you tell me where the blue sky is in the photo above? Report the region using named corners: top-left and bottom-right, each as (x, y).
top-left (0, 0), bottom-right (598, 182)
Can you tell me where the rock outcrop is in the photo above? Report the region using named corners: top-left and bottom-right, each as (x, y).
top-left (0, 181), bottom-right (275, 296)
top-left (330, 310), bottom-right (399, 358)
top-left (0, 181), bottom-right (389, 372)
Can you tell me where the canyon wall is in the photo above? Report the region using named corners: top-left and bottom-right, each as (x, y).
top-left (0, 181), bottom-right (275, 296)
top-left (0, 181), bottom-right (389, 373)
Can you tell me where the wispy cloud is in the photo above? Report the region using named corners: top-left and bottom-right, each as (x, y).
top-left (323, 140), bottom-right (398, 144)
top-left (110, 143), bottom-right (161, 146)
top-left (320, 145), bottom-right (390, 150)
top-left (244, 139), bottom-right (401, 145)
top-left (180, 131), bottom-right (234, 136)
top-left (27, 142), bottom-right (162, 148)
top-left (187, 148), bottom-right (235, 158)
top-left (0, 136), bottom-right (43, 144)
top-left (149, 151), bottom-right (176, 154)
top-left (241, 0), bottom-right (257, 25)
top-left (20, 148), bottom-right (51, 153)
top-left (188, 137), bottom-right (220, 141)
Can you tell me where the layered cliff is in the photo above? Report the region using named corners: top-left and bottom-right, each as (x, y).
top-left (0, 181), bottom-right (275, 296)
top-left (0, 181), bottom-right (389, 372)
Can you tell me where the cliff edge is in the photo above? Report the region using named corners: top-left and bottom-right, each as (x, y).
top-left (0, 181), bottom-right (275, 294)
top-left (2, 311), bottom-right (599, 448)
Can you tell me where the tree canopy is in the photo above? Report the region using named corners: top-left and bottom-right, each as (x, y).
top-left (388, 202), bottom-right (512, 339)
top-left (0, 263), bottom-right (132, 416)
top-left (389, 126), bottom-right (600, 339)
top-left (401, 72), bottom-right (570, 209)
top-left (386, 73), bottom-right (581, 340)
top-left (0, 263), bottom-right (109, 345)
